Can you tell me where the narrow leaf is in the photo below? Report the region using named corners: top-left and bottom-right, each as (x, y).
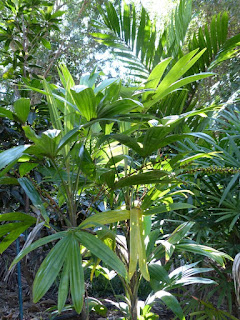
top-left (75, 231), bottom-right (127, 279)
top-left (18, 177), bottom-right (48, 222)
top-left (69, 235), bottom-right (84, 314)
top-left (33, 236), bottom-right (70, 302)
top-left (0, 145), bottom-right (30, 171)
top-left (79, 210), bottom-right (130, 229)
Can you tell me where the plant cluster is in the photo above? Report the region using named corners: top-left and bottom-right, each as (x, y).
top-left (0, 0), bottom-right (240, 319)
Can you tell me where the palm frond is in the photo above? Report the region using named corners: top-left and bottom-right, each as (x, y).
top-left (92, 0), bottom-right (193, 76)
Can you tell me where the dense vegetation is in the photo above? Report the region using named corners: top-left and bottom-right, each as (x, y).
top-left (0, 0), bottom-right (240, 319)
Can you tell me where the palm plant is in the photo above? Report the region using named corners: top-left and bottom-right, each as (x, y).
top-left (92, 0), bottom-right (240, 118)
top-left (0, 55), bottom-right (233, 319)
top-left (0, 1), bottom-right (239, 319)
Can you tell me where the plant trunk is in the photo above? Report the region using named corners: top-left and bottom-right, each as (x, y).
top-left (129, 273), bottom-right (139, 320)
top-left (79, 298), bottom-right (88, 320)
top-left (130, 294), bottom-right (138, 320)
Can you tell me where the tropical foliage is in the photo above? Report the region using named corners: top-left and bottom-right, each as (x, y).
top-left (0, 0), bottom-right (240, 319)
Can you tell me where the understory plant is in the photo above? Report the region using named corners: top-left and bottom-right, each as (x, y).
top-left (0, 53), bottom-right (233, 320)
top-left (0, 0), bottom-right (240, 319)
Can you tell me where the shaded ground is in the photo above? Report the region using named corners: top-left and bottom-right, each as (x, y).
top-left (0, 283), bottom-right (173, 320)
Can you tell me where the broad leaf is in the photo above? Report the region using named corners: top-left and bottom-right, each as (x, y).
top-left (23, 127), bottom-right (61, 158)
top-left (13, 98), bottom-right (30, 123)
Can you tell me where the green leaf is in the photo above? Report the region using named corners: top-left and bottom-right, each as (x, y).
top-left (0, 223), bottom-right (30, 254)
top-left (105, 134), bottom-right (143, 155)
top-left (43, 80), bottom-right (63, 131)
top-left (0, 212), bottom-right (36, 223)
top-left (0, 145), bottom-right (30, 171)
top-left (0, 222), bottom-right (26, 238)
top-left (149, 264), bottom-right (171, 285)
top-left (13, 98), bottom-right (30, 123)
top-left (68, 237), bottom-right (85, 313)
top-left (50, 10), bottom-right (66, 19)
top-left (97, 168), bottom-right (115, 188)
top-left (144, 49), bottom-right (208, 110)
top-left (138, 209), bottom-right (150, 281)
top-left (113, 170), bottom-right (172, 189)
top-left (58, 255), bottom-right (70, 313)
top-left (210, 33), bottom-right (240, 69)
top-left (57, 127), bottom-right (79, 152)
top-left (144, 203), bottom-right (195, 215)
top-left (159, 240), bottom-right (175, 261)
top-left (19, 163), bottom-right (38, 177)
top-left (141, 126), bottom-right (174, 156)
top-left (176, 242), bottom-right (232, 266)
top-left (23, 127), bottom-right (61, 158)
top-left (94, 78), bottom-right (118, 94)
top-left (219, 173), bottom-right (239, 206)
top-left (143, 58), bottom-right (172, 101)
top-left (70, 86), bottom-right (97, 121)
top-left (69, 235), bottom-right (84, 314)
top-left (123, 1), bottom-right (131, 45)
top-left (0, 176), bottom-right (19, 185)
top-left (33, 236), bottom-right (70, 302)
top-left (146, 230), bottom-right (160, 258)
top-left (75, 231), bottom-right (127, 279)
top-left (10, 232), bottom-right (67, 268)
top-left (41, 38), bottom-right (51, 50)
top-left (0, 212), bottom-right (36, 253)
top-left (0, 106), bottom-right (14, 120)
top-left (168, 222), bottom-right (195, 244)
top-left (158, 72), bottom-right (214, 99)
top-left (147, 291), bottom-right (185, 320)
top-left (78, 144), bottom-right (96, 179)
top-left (97, 98), bottom-right (143, 118)
top-left (18, 177), bottom-right (49, 222)
top-left (106, 2), bottom-right (120, 36)
top-left (210, 16), bottom-right (217, 55)
top-left (79, 210), bottom-right (130, 229)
